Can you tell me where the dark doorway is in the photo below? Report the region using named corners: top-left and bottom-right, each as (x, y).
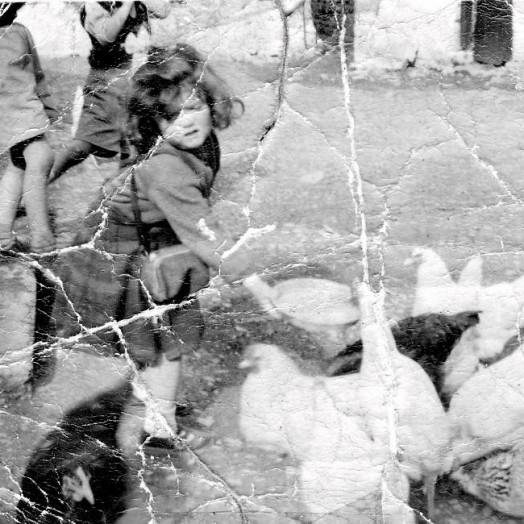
top-left (460, 0), bottom-right (475, 50)
top-left (461, 0), bottom-right (513, 65)
top-left (310, 0), bottom-right (355, 48)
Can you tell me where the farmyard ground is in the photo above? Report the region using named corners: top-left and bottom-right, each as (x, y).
top-left (1, 51), bottom-right (524, 523)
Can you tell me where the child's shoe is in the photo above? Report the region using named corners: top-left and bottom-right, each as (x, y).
top-left (139, 427), bottom-right (208, 455)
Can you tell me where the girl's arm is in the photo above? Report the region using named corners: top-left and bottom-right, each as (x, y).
top-left (83, 2), bottom-right (134, 45)
top-left (26, 31), bottom-right (60, 123)
top-left (140, 155), bottom-right (249, 279)
top-left (34, 74), bottom-right (60, 124)
top-left (141, 0), bottom-right (172, 19)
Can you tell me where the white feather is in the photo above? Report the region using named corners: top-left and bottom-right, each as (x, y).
top-left (71, 86), bottom-right (83, 139)
top-left (458, 256), bottom-right (484, 287)
top-left (409, 248), bottom-right (481, 316)
top-left (475, 276), bottom-right (524, 360)
top-left (449, 346), bottom-right (524, 467)
top-left (238, 343), bottom-right (410, 518)
top-left (442, 275), bottom-right (524, 397)
top-left (238, 344), bottom-right (310, 454)
top-left (441, 327), bottom-right (481, 400)
top-left (243, 275), bottom-right (283, 320)
top-left (357, 282), bottom-right (452, 484)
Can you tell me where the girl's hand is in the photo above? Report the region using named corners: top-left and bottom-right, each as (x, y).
top-left (84, 2), bottom-right (135, 45)
top-left (141, 0), bottom-right (172, 19)
top-left (219, 249), bottom-right (254, 285)
top-left (198, 276), bottom-right (235, 311)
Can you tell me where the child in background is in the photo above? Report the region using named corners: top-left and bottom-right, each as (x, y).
top-left (48, 0), bottom-right (171, 183)
top-left (54, 44), bottom-right (250, 452)
top-left (0, 2), bottom-right (58, 253)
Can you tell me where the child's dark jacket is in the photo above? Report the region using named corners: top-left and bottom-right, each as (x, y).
top-left (0, 23), bottom-right (58, 151)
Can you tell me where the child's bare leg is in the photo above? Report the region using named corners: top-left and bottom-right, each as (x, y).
top-left (134, 353), bottom-right (181, 438)
top-left (132, 350), bottom-right (208, 451)
top-left (22, 139), bottom-right (55, 253)
top-left (48, 139), bottom-right (93, 184)
top-left (0, 160), bottom-right (24, 247)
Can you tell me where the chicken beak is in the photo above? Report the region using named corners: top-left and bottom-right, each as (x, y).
top-left (403, 256), bottom-right (416, 267)
top-left (78, 468), bottom-right (95, 505)
top-left (239, 358), bottom-right (258, 372)
top-left (82, 483), bottom-right (95, 506)
top-left (239, 358), bottom-right (251, 370)
top-left (62, 466), bottom-right (95, 505)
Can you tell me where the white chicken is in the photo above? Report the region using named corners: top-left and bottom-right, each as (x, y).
top-left (243, 274), bottom-right (360, 359)
top-left (408, 247), bottom-right (482, 317)
top-left (448, 345), bottom-right (524, 467)
top-left (356, 281), bottom-right (452, 519)
top-left (238, 343), bottom-right (315, 457)
top-left (441, 325), bottom-right (480, 401)
top-left (441, 277), bottom-right (524, 398)
top-left (297, 380), bottom-right (410, 521)
top-left (71, 85), bottom-right (84, 139)
top-left (238, 344), bottom-right (371, 460)
top-left (475, 276), bottom-right (524, 361)
top-left (299, 455), bottom-right (413, 523)
top-left (451, 441), bottom-right (524, 518)
top-left (238, 343), bottom-right (413, 521)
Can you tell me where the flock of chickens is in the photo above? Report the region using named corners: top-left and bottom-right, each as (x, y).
top-left (15, 246), bottom-right (524, 523)
top-left (239, 247), bottom-right (524, 522)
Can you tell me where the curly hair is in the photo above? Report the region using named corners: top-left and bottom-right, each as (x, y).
top-left (128, 44), bottom-right (243, 154)
top-left (0, 3), bottom-right (25, 26)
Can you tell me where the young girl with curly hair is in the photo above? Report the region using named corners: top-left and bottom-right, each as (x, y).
top-left (53, 44), bottom-right (249, 452)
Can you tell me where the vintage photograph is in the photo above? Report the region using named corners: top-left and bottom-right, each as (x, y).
top-left (0, 0), bottom-right (523, 522)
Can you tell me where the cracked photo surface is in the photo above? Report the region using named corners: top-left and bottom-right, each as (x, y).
top-left (1, 0), bottom-right (524, 522)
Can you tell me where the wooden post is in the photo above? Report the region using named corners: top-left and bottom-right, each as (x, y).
top-left (474, 0), bottom-right (513, 65)
top-left (460, 0), bottom-right (475, 50)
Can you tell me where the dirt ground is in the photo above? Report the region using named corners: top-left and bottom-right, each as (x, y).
top-left (1, 49), bottom-right (524, 523)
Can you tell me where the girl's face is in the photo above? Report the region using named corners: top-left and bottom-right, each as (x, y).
top-left (159, 94), bottom-right (212, 150)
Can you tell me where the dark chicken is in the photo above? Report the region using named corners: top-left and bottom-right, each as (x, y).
top-left (17, 382), bottom-right (131, 524)
top-left (327, 312), bottom-right (480, 403)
